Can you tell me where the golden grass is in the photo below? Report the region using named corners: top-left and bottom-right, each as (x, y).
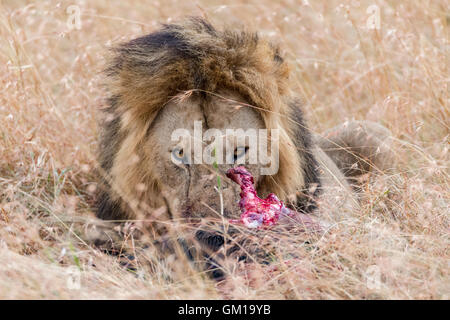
top-left (0, 0), bottom-right (448, 299)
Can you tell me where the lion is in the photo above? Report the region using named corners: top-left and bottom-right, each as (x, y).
top-left (94, 17), bottom-right (394, 278)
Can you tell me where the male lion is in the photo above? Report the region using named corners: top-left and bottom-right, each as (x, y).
top-left (95, 18), bottom-right (393, 278)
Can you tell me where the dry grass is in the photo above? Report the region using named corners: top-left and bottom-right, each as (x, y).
top-left (0, 0), bottom-right (448, 299)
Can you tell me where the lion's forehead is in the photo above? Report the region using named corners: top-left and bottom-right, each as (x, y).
top-left (153, 93), bottom-right (264, 134)
top-left (204, 95), bottom-right (264, 130)
top-left (153, 98), bottom-right (203, 132)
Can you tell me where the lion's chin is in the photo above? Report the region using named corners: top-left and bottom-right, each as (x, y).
top-left (179, 194), bottom-right (240, 220)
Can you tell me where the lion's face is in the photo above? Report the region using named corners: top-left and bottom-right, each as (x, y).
top-left (147, 92), bottom-right (266, 220)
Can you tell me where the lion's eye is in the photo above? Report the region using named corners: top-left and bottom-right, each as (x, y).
top-left (171, 147), bottom-right (189, 164)
top-left (233, 146), bottom-right (249, 163)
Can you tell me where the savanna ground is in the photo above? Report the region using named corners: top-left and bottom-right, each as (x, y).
top-left (0, 0), bottom-right (448, 299)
